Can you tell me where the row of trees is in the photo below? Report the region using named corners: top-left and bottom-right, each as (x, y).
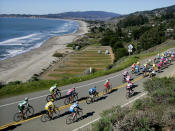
top-left (118, 15), bottom-right (148, 28)
top-left (100, 28), bottom-right (128, 61)
top-left (89, 12), bottom-right (175, 62)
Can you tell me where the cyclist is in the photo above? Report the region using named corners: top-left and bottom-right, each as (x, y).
top-left (157, 53), bottom-right (160, 59)
top-left (66, 87), bottom-right (76, 101)
top-left (135, 62), bottom-right (140, 74)
top-left (122, 71), bottom-right (129, 82)
top-left (17, 97), bottom-right (29, 119)
top-left (152, 64), bottom-right (157, 71)
top-left (69, 101), bottom-right (82, 119)
top-left (49, 84), bottom-right (58, 99)
top-left (171, 54), bottom-right (175, 61)
top-left (45, 99), bottom-right (56, 119)
top-left (104, 79), bottom-right (110, 91)
top-left (142, 64), bottom-right (147, 75)
top-left (89, 86), bottom-right (97, 98)
top-left (131, 63), bottom-right (136, 73)
top-left (126, 81), bottom-right (134, 94)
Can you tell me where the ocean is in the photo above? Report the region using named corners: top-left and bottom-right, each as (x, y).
top-left (0, 17), bottom-right (79, 60)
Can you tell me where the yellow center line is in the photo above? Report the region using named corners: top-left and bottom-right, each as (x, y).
top-left (0, 75), bottom-right (144, 130)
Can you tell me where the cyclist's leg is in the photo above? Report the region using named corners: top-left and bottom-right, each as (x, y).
top-left (51, 90), bottom-right (55, 99)
top-left (20, 105), bottom-right (25, 118)
top-left (72, 109), bottom-right (76, 120)
top-left (48, 107), bottom-right (53, 119)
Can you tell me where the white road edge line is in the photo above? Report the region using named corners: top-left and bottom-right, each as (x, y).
top-left (73, 92), bottom-right (147, 131)
top-left (0, 73), bottom-right (123, 108)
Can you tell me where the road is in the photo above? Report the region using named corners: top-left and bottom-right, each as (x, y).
top-left (0, 60), bottom-right (175, 131)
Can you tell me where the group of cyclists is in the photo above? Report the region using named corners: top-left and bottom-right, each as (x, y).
top-left (17, 79), bottom-right (110, 121)
top-left (131, 51), bottom-right (175, 77)
top-left (16, 49), bottom-right (175, 122)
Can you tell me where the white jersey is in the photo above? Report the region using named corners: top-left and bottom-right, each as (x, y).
top-left (49, 85), bottom-right (56, 92)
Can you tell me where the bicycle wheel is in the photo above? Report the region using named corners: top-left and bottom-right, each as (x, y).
top-left (13, 112), bottom-right (23, 122)
top-left (73, 93), bottom-right (78, 102)
top-left (66, 115), bottom-right (73, 125)
top-left (94, 92), bottom-right (99, 101)
top-left (64, 98), bottom-right (70, 105)
top-left (86, 97), bottom-right (92, 104)
top-left (77, 110), bottom-right (83, 121)
top-left (46, 95), bottom-right (52, 102)
top-left (55, 89), bottom-right (61, 99)
top-left (26, 105), bottom-right (34, 118)
top-left (126, 91), bottom-right (130, 99)
top-left (40, 113), bottom-right (50, 122)
top-left (103, 88), bottom-right (107, 94)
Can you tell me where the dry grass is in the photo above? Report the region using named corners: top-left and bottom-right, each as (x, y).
top-left (40, 46), bottom-right (113, 80)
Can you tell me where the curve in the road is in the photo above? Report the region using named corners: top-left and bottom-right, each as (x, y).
top-left (0, 73), bottom-right (122, 108)
top-left (0, 75), bottom-right (143, 130)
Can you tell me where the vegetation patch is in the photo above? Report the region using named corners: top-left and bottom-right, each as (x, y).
top-left (40, 46), bottom-right (113, 80)
top-left (92, 77), bottom-right (175, 131)
top-left (52, 52), bottom-right (64, 57)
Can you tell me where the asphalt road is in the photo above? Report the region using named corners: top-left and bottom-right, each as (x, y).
top-left (0, 60), bottom-right (174, 131)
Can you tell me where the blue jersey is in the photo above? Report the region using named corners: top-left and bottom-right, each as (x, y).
top-left (89, 88), bottom-right (96, 94)
top-left (69, 103), bottom-right (79, 112)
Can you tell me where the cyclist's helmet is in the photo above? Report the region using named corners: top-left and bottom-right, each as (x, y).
top-left (50, 99), bottom-right (54, 102)
top-left (137, 61), bottom-right (140, 65)
top-left (25, 97), bottom-right (28, 102)
top-left (54, 84), bottom-right (57, 87)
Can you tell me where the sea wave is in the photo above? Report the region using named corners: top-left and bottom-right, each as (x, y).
top-left (0, 41), bottom-right (44, 60)
top-left (0, 33), bottom-right (40, 46)
top-left (0, 19), bottom-right (79, 60)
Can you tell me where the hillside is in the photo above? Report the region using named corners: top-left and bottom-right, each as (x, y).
top-left (110, 4), bottom-right (175, 22)
top-left (0, 11), bottom-right (120, 21)
top-left (46, 11), bottom-right (120, 20)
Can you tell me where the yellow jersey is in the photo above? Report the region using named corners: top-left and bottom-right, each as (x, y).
top-left (45, 101), bottom-right (54, 110)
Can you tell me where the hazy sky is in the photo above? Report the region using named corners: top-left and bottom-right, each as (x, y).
top-left (0, 0), bottom-right (175, 15)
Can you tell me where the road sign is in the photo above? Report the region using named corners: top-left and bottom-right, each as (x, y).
top-left (128, 44), bottom-right (133, 50)
top-left (128, 49), bottom-right (132, 53)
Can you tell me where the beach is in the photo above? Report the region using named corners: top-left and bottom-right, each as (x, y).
top-left (0, 20), bottom-right (88, 83)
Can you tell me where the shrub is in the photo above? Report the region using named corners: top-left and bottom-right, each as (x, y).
top-left (0, 81), bottom-right (5, 89)
top-left (105, 64), bottom-right (113, 70)
top-left (52, 52), bottom-right (64, 57)
top-left (8, 81), bottom-right (22, 85)
top-left (82, 68), bottom-right (96, 75)
top-left (143, 77), bottom-right (175, 104)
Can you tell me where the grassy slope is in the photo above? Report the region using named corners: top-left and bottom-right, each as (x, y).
top-left (92, 77), bottom-right (175, 131)
top-left (41, 46), bottom-right (112, 80)
top-left (0, 40), bottom-right (175, 99)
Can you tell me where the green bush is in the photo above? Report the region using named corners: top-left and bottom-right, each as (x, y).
top-left (8, 81), bottom-right (22, 85)
top-left (92, 78), bottom-right (175, 131)
top-left (53, 52), bottom-right (64, 57)
top-left (143, 77), bottom-right (175, 104)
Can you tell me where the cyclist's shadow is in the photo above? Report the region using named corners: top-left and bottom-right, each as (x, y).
top-left (95, 95), bottom-right (107, 102)
top-left (53, 111), bottom-right (71, 120)
top-left (78, 111), bottom-right (95, 121)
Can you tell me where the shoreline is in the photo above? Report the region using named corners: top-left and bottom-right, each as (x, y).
top-left (0, 20), bottom-right (89, 83)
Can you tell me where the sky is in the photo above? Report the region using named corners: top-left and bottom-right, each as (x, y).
top-left (0, 0), bottom-right (175, 15)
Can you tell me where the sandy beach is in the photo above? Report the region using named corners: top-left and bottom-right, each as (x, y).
top-left (0, 20), bottom-right (88, 83)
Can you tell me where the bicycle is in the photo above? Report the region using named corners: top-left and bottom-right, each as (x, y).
top-left (86, 92), bottom-right (99, 104)
top-left (103, 84), bottom-right (112, 94)
top-left (64, 92), bottom-right (78, 105)
top-left (40, 107), bottom-right (60, 122)
top-left (66, 109), bottom-right (83, 124)
top-left (46, 88), bottom-right (61, 102)
top-left (126, 89), bottom-right (134, 99)
top-left (13, 104), bottom-right (34, 122)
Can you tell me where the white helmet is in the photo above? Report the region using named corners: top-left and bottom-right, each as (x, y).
top-left (25, 97), bottom-right (28, 102)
